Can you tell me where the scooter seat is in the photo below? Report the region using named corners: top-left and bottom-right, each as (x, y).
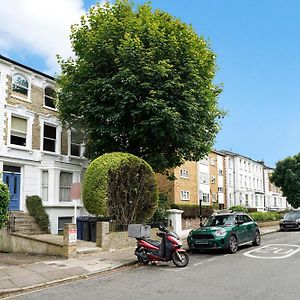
top-left (145, 238), bottom-right (160, 247)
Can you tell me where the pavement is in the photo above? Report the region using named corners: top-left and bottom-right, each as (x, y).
top-left (0, 225), bottom-right (279, 298)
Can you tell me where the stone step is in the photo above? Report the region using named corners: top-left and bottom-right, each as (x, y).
top-left (14, 229), bottom-right (45, 235)
top-left (9, 211), bottom-right (47, 234)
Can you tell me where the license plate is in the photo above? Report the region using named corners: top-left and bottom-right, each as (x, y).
top-left (195, 240), bottom-right (209, 245)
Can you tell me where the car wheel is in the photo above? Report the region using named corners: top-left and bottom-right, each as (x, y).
top-left (228, 235), bottom-right (238, 254)
top-left (252, 230), bottom-right (261, 246)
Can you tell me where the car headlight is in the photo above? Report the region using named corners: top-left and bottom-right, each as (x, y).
top-left (214, 229), bottom-right (227, 237)
top-left (296, 219), bottom-right (300, 223)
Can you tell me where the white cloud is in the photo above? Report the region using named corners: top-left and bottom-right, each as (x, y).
top-left (0, 0), bottom-right (87, 75)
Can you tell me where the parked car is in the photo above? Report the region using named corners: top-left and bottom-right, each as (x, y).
top-left (279, 210), bottom-right (300, 231)
top-left (187, 212), bottom-right (261, 254)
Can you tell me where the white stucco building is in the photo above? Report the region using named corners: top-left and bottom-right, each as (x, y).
top-left (0, 55), bottom-right (88, 234)
top-left (221, 150), bottom-right (286, 211)
top-left (264, 167), bottom-right (288, 210)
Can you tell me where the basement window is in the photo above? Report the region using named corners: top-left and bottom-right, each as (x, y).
top-left (58, 217), bottom-right (73, 235)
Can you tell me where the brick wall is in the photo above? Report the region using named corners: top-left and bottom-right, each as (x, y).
top-left (173, 161), bottom-right (198, 205)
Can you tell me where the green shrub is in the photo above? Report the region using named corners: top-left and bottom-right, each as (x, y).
top-left (83, 152), bottom-right (158, 224)
top-left (170, 203), bottom-right (214, 218)
top-left (0, 182), bottom-right (9, 229)
top-left (229, 205), bottom-right (248, 213)
top-left (249, 211), bottom-right (282, 222)
top-left (26, 195), bottom-right (50, 233)
top-left (148, 193), bottom-right (171, 226)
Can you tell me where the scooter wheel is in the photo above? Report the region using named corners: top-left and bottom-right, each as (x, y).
top-left (137, 256), bottom-right (149, 265)
top-left (172, 251), bottom-right (189, 267)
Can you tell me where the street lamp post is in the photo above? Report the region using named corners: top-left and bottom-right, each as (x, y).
top-left (199, 190), bottom-right (203, 227)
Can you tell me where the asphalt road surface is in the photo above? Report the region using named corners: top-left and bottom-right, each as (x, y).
top-left (6, 231), bottom-right (300, 300)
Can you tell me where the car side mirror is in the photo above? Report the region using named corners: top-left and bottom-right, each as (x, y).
top-left (236, 220), bottom-right (243, 226)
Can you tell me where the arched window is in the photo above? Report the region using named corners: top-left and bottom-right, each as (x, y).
top-left (12, 74), bottom-right (29, 96)
top-left (44, 86), bottom-right (56, 109)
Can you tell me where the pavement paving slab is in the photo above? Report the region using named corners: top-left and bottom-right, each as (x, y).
top-left (9, 273), bottom-right (46, 288)
top-left (38, 269), bottom-right (72, 281)
top-left (0, 280), bottom-right (15, 290)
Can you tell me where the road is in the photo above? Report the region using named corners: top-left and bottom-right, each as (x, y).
top-left (6, 231), bottom-right (300, 300)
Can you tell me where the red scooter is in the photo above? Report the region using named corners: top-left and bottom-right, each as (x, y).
top-left (134, 225), bottom-right (189, 267)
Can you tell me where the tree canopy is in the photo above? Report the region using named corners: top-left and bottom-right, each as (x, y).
top-left (270, 153), bottom-right (300, 208)
top-left (57, 0), bottom-right (224, 172)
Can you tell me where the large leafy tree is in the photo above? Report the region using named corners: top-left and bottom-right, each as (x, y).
top-left (271, 153), bottom-right (300, 208)
top-left (57, 0), bottom-right (223, 172)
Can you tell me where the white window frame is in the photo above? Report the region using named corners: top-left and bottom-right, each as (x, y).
top-left (44, 86), bottom-right (57, 110)
top-left (180, 190), bottom-right (190, 201)
top-left (11, 72), bottom-right (31, 102)
top-left (42, 170), bottom-right (49, 202)
top-left (10, 115), bottom-right (27, 147)
top-left (59, 171), bottom-right (73, 202)
top-left (6, 107), bottom-right (34, 151)
top-left (180, 169), bottom-right (189, 179)
top-left (203, 193), bottom-right (210, 204)
top-left (40, 118), bottom-right (61, 154)
top-left (68, 128), bottom-right (84, 157)
top-left (200, 172), bottom-right (209, 184)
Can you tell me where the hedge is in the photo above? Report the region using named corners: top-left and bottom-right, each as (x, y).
top-left (170, 203), bottom-right (214, 218)
top-left (0, 182), bottom-right (9, 229)
top-left (249, 211), bottom-right (282, 222)
top-left (83, 152), bottom-right (158, 224)
top-left (26, 195), bottom-right (50, 233)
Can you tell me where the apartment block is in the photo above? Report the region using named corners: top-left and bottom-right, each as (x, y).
top-left (157, 161), bottom-right (198, 205)
top-left (157, 151), bottom-right (226, 209)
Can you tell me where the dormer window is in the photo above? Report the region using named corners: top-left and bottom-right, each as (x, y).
top-left (44, 86), bottom-right (56, 109)
top-left (12, 74), bottom-right (28, 96)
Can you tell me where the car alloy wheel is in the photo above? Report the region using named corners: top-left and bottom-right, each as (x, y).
top-left (228, 235), bottom-right (238, 254)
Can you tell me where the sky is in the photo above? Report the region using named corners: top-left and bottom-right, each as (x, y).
top-left (1, 0), bottom-right (299, 167)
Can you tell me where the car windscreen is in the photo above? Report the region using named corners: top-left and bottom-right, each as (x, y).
top-left (203, 215), bottom-right (235, 227)
top-left (283, 212), bottom-right (300, 221)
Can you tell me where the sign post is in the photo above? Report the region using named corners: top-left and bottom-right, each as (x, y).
top-left (70, 183), bottom-right (81, 224)
top-left (199, 190), bottom-right (203, 227)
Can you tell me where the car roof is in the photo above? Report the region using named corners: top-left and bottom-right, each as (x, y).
top-left (212, 211), bottom-right (246, 216)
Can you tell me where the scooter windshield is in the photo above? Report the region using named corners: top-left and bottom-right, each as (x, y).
top-left (168, 231), bottom-right (180, 240)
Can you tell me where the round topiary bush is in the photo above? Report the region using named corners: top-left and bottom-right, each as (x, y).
top-left (82, 152), bottom-right (158, 224)
top-left (0, 182), bottom-right (9, 229)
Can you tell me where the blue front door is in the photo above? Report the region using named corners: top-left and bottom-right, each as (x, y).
top-left (3, 172), bottom-right (21, 211)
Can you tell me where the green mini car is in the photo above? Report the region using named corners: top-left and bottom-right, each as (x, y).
top-left (187, 212), bottom-right (261, 254)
